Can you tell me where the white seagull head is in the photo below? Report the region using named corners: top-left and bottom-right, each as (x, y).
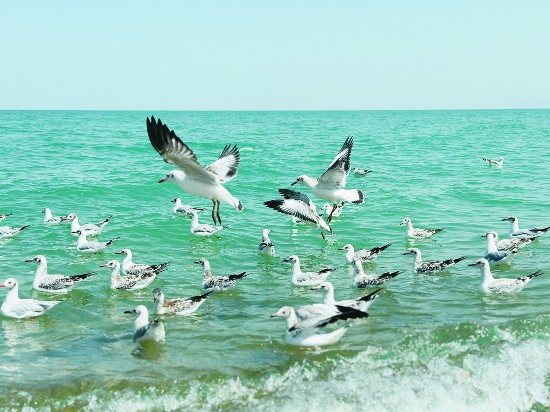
top-left (159, 170), bottom-right (185, 184)
top-left (0, 278), bottom-right (17, 290)
top-left (25, 255), bottom-right (46, 264)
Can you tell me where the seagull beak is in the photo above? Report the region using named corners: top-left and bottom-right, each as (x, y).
top-left (402, 252), bottom-right (409, 255)
top-left (310, 286), bottom-right (321, 291)
top-left (501, 218), bottom-right (510, 221)
top-left (0, 284), bottom-right (5, 288)
top-left (467, 263), bottom-right (476, 267)
top-left (270, 313), bottom-right (279, 318)
top-left (481, 234), bottom-right (487, 238)
top-left (158, 177), bottom-right (167, 183)
top-left (61, 216), bottom-right (69, 221)
top-left (194, 261), bottom-right (201, 265)
top-left (124, 310), bottom-right (135, 314)
top-left (399, 222), bottom-right (404, 226)
top-left (99, 264), bottom-right (107, 268)
top-left (24, 258), bottom-right (34, 263)
top-left (290, 180), bottom-right (298, 186)
top-left (114, 251), bottom-right (123, 255)
top-left (282, 258), bottom-right (291, 263)
top-left (337, 247), bottom-right (345, 251)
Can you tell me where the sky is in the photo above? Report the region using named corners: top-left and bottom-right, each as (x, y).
top-left (1, 1), bottom-right (549, 110)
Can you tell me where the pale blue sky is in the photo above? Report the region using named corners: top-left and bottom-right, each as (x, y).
top-left (1, 1), bottom-right (549, 110)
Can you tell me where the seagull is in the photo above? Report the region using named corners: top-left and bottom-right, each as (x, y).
top-left (114, 248), bottom-right (170, 276)
top-left (486, 231), bottom-right (531, 252)
top-left (0, 224), bottom-right (30, 238)
top-left (338, 243), bottom-right (392, 264)
top-left (271, 304), bottom-right (368, 347)
top-left (502, 216), bottom-right (550, 240)
top-left (353, 259), bottom-right (401, 287)
top-left (400, 217), bottom-right (443, 239)
top-left (152, 288), bottom-right (213, 316)
top-left (171, 197), bottom-right (205, 216)
top-left (43, 208), bottom-right (66, 225)
top-left (404, 248), bottom-right (466, 273)
top-left (26, 255), bottom-right (95, 293)
top-left (0, 278), bottom-right (61, 318)
top-left (146, 116), bottom-right (242, 225)
top-left (64, 213), bottom-right (112, 237)
top-left (264, 189), bottom-right (332, 239)
top-left (100, 260), bottom-right (160, 290)
top-left (74, 229), bottom-right (119, 253)
top-left (353, 166), bottom-right (372, 175)
top-left (282, 255), bottom-right (337, 287)
top-left (291, 136), bottom-right (363, 222)
top-left (195, 258), bottom-right (248, 292)
top-left (124, 305), bottom-right (165, 343)
top-left (258, 229), bottom-right (276, 256)
top-left (311, 282), bottom-right (382, 312)
top-left (186, 210), bottom-right (227, 237)
top-left (482, 157), bottom-right (504, 167)
top-left (321, 203), bottom-right (343, 218)
top-left (0, 212), bottom-right (12, 223)
top-left (481, 232), bottom-right (516, 266)
top-left (468, 258), bottom-right (543, 293)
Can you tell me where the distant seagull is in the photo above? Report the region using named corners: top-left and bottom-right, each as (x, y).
top-left (0, 224), bottom-right (29, 239)
top-left (502, 216), bottom-right (550, 240)
top-left (486, 231), bottom-right (531, 252)
top-left (400, 217), bottom-right (443, 239)
top-left (353, 259), bottom-right (401, 287)
top-left (311, 282), bottom-right (382, 312)
top-left (264, 189), bottom-right (332, 239)
top-left (338, 243), bottom-right (392, 264)
top-left (468, 258), bottom-right (542, 293)
top-left (195, 258), bottom-right (248, 292)
top-left (282, 255), bottom-right (337, 287)
top-left (0, 212), bottom-right (12, 223)
top-left (152, 287), bottom-right (212, 316)
top-left (146, 116), bottom-right (243, 225)
top-left (64, 213), bottom-right (112, 237)
top-left (481, 232), bottom-right (516, 266)
top-left (404, 248), bottom-right (465, 273)
top-left (26, 255), bottom-right (95, 293)
top-left (100, 260), bottom-right (160, 290)
top-left (43, 208), bottom-right (66, 225)
top-left (171, 197), bottom-right (204, 216)
top-left (186, 210), bottom-right (227, 237)
top-left (258, 229), bottom-right (276, 256)
top-left (482, 157), bottom-right (504, 167)
top-left (74, 229), bottom-right (119, 253)
top-left (114, 248), bottom-right (170, 277)
top-left (0, 278), bottom-right (61, 318)
top-left (321, 203), bottom-right (343, 218)
top-left (124, 305), bottom-right (165, 343)
top-left (353, 166), bottom-right (372, 175)
top-left (291, 136), bottom-right (363, 222)
top-left (271, 304), bottom-right (368, 347)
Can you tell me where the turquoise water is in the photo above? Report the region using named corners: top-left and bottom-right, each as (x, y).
top-left (0, 110), bottom-right (549, 411)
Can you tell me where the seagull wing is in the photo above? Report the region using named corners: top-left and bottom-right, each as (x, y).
top-left (277, 188), bottom-right (316, 211)
top-left (264, 199), bottom-right (321, 226)
top-left (205, 144), bottom-right (240, 183)
top-left (318, 136), bottom-right (354, 189)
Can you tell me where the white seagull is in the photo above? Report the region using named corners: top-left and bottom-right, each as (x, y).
top-left (195, 258), bottom-right (248, 292)
top-left (258, 229), bottom-right (276, 256)
top-left (482, 157), bottom-right (504, 167)
top-left (64, 213), bottom-right (112, 237)
top-left (400, 217), bottom-right (443, 239)
top-left (43, 208), bottom-right (66, 225)
top-left (291, 136), bottom-right (363, 222)
top-left (321, 203), bottom-right (344, 219)
top-left (0, 224), bottom-right (30, 238)
top-left (353, 259), bottom-right (402, 287)
top-left (152, 287), bottom-right (213, 316)
top-left (26, 255), bottom-right (95, 293)
top-left (171, 197), bottom-right (205, 216)
top-left (271, 304), bottom-right (368, 347)
top-left (186, 210), bottom-right (227, 237)
top-left (147, 116), bottom-right (243, 225)
top-left (0, 278), bottom-right (61, 318)
top-left (468, 258), bottom-right (543, 293)
top-left (282, 255), bottom-right (337, 287)
top-left (311, 281), bottom-right (382, 312)
top-left (264, 189), bottom-right (332, 239)
top-left (486, 231), bottom-right (531, 252)
top-left (124, 305), bottom-right (165, 343)
top-left (482, 232), bottom-right (516, 266)
top-left (502, 216), bottom-right (550, 240)
top-left (404, 248), bottom-right (466, 273)
top-left (338, 243), bottom-right (392, 264)
top-left (353, 166), bottom-right (372, 175)
top-left (100, 260), bottom-right (160, 290)
top-left (114, 248), bottom-right (170, 276)
top-left (74, 229), bottom-right (119, 253)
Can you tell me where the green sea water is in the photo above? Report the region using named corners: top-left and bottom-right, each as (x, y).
top-left (0, 110), bottom-right (549, 411)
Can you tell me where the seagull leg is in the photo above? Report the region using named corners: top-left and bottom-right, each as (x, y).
top-left (326, 204), bottom-right (337, 223)
top-left (216, 200), bottom-right (222, 225)
top-left (211, 200), bottom-right (217, 225)
top-left (321, 229), bottom-right (326, 240)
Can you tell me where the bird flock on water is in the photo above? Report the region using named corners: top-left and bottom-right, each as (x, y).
top-left (0, 116), bottom-right (547, 347)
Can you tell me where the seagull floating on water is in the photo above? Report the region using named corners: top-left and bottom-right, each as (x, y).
top-left (43, 208), bottom-right (66, 225)
top-left (147, 116), bottom-right (243, 225)
top-left (502, 216), bottom-right (550, 240)
top-left (400, 217), bottom-right (443, 239)
top-left (482, 232), bottom-right (516, 266)
top-left (258, 229), bottom-right (276, 256)
top-left (311, 282), bottom-right (382, 312)
top-left (404, 248), bottom-right (465, 273)
top-left (100, 260), bottom-right (160, 290)
top-left (291, 135), bottom-right (363, 222)
top-left (282, 255), bottom-right (337, 287)
top-left (353, 166), bottom-right (371, 175)
top-left (353, 259), bottom-right (401, 287)
top-left (271, 303), bottom-right (368, 347)
top-left (486, 231), bottom-right (531, 252)
top-left (339, 243), bottom-right (392, 264)
top-left (0, 212), bottom-right (12, 223)
top-left (26, 255), bottom-right (95, 293)
top-left (195, 258), bottom-right (248, 292)
top-left (468, 258), bottom-right (542, 293)
top-left (152, 287), bottom-right (213, 316)
top-left (186, 210), bottom-right (227, 237)
top-left (321, 203), bottom-right (343, 219)
top-left (264, 189), bottom-right (332, 239)
top-left (64, 213), bottom-right (112, 237)
top-left (171, 197), bottom-right (205, 216)
top-left (124, 305), bottom-right (165, 343)
top-left (0, 224), bottom-right (29, 238)
top-left (114, 248), bottom-right (170, 277)
top-left (74, 229), bottom-right (119, 253)
top-left (482, 157), bottom-right (504, 167)
top-left (0, 278), bottom-right (61, 318)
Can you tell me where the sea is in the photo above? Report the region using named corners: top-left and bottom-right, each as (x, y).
top-left (0, 110), bottom-right (549, 411)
